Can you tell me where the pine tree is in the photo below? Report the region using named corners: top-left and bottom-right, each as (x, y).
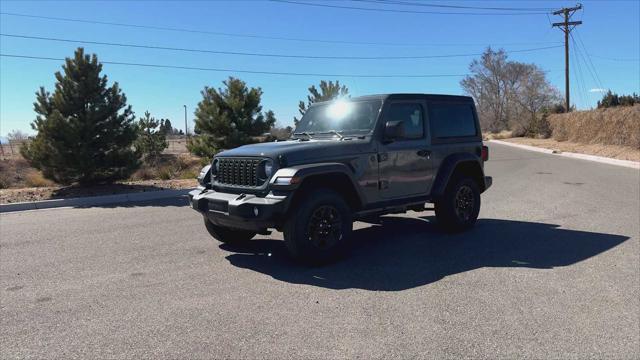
top-left (135, 111), bottom-right (168, 162)
top-left (21, 48), bottom-right (139, 185)
top-left (294, 80), bottom-right (349, 125)
top-left (187, 77), bottom-right (276, 157)
top-left (159, 119), bottom-right (174, 135)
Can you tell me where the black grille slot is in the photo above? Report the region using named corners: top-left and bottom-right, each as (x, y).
top-left (216, 158), bottom-right (262, 187)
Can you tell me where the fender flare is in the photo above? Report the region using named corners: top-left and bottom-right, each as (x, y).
top-left (431, 153), bottom-right (485, 200)
top-left (270, 162), bottom-right (365, 208)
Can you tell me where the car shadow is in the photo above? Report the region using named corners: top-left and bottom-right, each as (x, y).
top-left (220, 216), bottom-right (629, 291)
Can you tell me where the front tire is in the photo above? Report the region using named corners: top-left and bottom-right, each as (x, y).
top-left (204, 218), bottom-right (256, 244)
top-left (434, 176), bottom-right (481, 231)
top-left (283, 189), bottom-right (353, 265)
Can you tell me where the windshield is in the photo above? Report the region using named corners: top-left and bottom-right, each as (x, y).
top-left (294, 99), bottom-right (382, 136)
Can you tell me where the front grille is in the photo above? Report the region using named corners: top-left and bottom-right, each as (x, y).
top-left (216, 157), bottom-right (263, 187)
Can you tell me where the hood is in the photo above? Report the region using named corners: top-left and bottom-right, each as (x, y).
top-left (216, 138), bottom-right (374, 165)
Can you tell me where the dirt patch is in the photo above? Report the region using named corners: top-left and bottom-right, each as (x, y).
top-left (0, 179), bottom-right (197, 204)
top-left (501, 137), bottom-right (640, 162)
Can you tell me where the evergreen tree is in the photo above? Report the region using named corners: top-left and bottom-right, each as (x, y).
top-left (294, 80), bottom-right (349, 125)
top-left (135, 111), bottom-right (168, 162)
top-left (597, 90), bottom-right (620, 108)
top-left (187, 77), bottom-right (276, 157)
top-left (159, 118), bottom-right (174, 135)
top-left (21, 48), bottom-right (139, 185)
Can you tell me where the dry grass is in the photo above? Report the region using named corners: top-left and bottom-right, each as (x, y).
top-left (1, 153), bottom-right (202, 190)
top-left (483, 130), bottom-right (514, 140)
top-left (130, 154), bottom-right (202, 182)
top-left (24, 172), bottom-right (55, 188)
top-left (548, 105), bottom-right (640, 148)
top-left (502, 137), bottom-right (640, 162)
top-left (0, 157), bottom-right (54, 189)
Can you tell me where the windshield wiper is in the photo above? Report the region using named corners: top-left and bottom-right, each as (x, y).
top-left (319, 130), bottom-right (344, 139)
top-left (293, 131), bottom-right (314, 140)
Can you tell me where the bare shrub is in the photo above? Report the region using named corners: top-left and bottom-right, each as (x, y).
top-left (158, 166), bottom-right (174, 180)
top-left (131, 167), bottom-right (157, 181)
top-left (0, 173), bottom-right (10, 189)
top-left (25, 172), bottom-right (55, 187)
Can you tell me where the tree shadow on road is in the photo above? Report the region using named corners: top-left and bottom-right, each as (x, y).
top-left (220, 217), bottom-right (629, 291)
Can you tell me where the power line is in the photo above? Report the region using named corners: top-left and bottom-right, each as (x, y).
top-left (0, 33), bottom-right (563, 61)
top-left (572, 30), bottom-right (604, 91)
top-left (570, 34), bottom-right (589, 107)
top-left (270, 0), bottom-right (550, 15)
top-left (0, 11), bottom-right (559, 48)
top-left (0, 53), bottom-right (469, 78)
top-left (355, 0), bottom-right (555, 12)
top-left (586, 54), bottom-right (640, 62)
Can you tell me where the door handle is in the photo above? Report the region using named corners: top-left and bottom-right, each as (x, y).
top-left (417, 149), bottom-right (431, 157)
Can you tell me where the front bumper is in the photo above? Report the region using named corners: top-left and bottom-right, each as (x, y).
top-left (188, 189), bottom-right (289, 231)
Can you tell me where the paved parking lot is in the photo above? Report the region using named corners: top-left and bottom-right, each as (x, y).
top-left (1, 143), bottom-right (638, 358)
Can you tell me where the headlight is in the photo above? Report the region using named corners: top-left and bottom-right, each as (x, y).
top-left (197, 165), bottom-right (211, 188)
top-left (264, 160), bottom-right (273, 178)
top-left (212, 159), bottom-right (219, 175)
top-left (258, 159), bottom-right (274, 181)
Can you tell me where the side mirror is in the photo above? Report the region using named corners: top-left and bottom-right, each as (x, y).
top-left (384, 120), bottom-right (405, 141)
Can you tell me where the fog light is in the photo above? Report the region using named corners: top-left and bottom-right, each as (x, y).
top-left (253, 207), bottom-right (259, 216)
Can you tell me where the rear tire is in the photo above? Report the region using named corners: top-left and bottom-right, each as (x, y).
top-left (434, 176), bottom-right (481, 232)
top-left (283, 189), bottom-right (353, 265)
top-left (204, 218), bottom-right (256, 244)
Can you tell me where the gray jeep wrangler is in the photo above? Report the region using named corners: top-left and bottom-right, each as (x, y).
top-left (189, 94), bottom-right (491, 263)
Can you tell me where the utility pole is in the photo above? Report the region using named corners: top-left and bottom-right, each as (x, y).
top-left (183, 105), bottom-right (188, 137)
top-left (552, 3), bottom-right (582, 113)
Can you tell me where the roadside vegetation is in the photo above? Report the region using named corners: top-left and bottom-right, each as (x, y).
top-left (2, 46), bottom-right (638, 202)
top-left (186, 77), bottom-right (276, 158)
top-left (463, 49), bottom-right (639, 159)
top-left (21, 48), bottom-right (139, 185)
top-left (461, 47), bottom-right (563, 137)
top-left (547, 104), bottom-right (640, 148)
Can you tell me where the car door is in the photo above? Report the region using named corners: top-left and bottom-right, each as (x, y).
top-left (378, 100), bottom-right (433, 199)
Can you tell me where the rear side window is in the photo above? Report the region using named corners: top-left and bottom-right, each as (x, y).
top-left (385, 103), bottom-right (424, 139)
top-left (429, 103), bottom-right (477, 138)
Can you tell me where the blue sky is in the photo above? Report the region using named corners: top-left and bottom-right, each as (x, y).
top-left (1, 0), bottom-right (638, 135)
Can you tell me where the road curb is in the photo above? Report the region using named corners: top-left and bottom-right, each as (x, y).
top-left (489, 140), bottom-right (640, 169)
top-left (0, 188), bottom-right (193, 214)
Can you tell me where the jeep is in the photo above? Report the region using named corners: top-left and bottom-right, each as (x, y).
top-left (189, 94), bottom-right (492, 263)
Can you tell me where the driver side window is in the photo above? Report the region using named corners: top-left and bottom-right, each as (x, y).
top-left (385, 103), bottom-right (424, 140)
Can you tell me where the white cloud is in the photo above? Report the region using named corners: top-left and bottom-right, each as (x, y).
top-left (589, 88), bottom-right (607, 93)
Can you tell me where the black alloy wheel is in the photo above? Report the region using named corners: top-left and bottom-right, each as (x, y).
top-left (454, 184), bottom-right (475, 222)
top-left (307, 205), bottom-right (343, 249)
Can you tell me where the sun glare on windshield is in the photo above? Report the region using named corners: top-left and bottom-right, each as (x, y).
top-left (326, 100), bottom-right (352, 119)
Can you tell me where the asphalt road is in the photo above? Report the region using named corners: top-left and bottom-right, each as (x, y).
top-left (1, 143), bottom-right (639, 359)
